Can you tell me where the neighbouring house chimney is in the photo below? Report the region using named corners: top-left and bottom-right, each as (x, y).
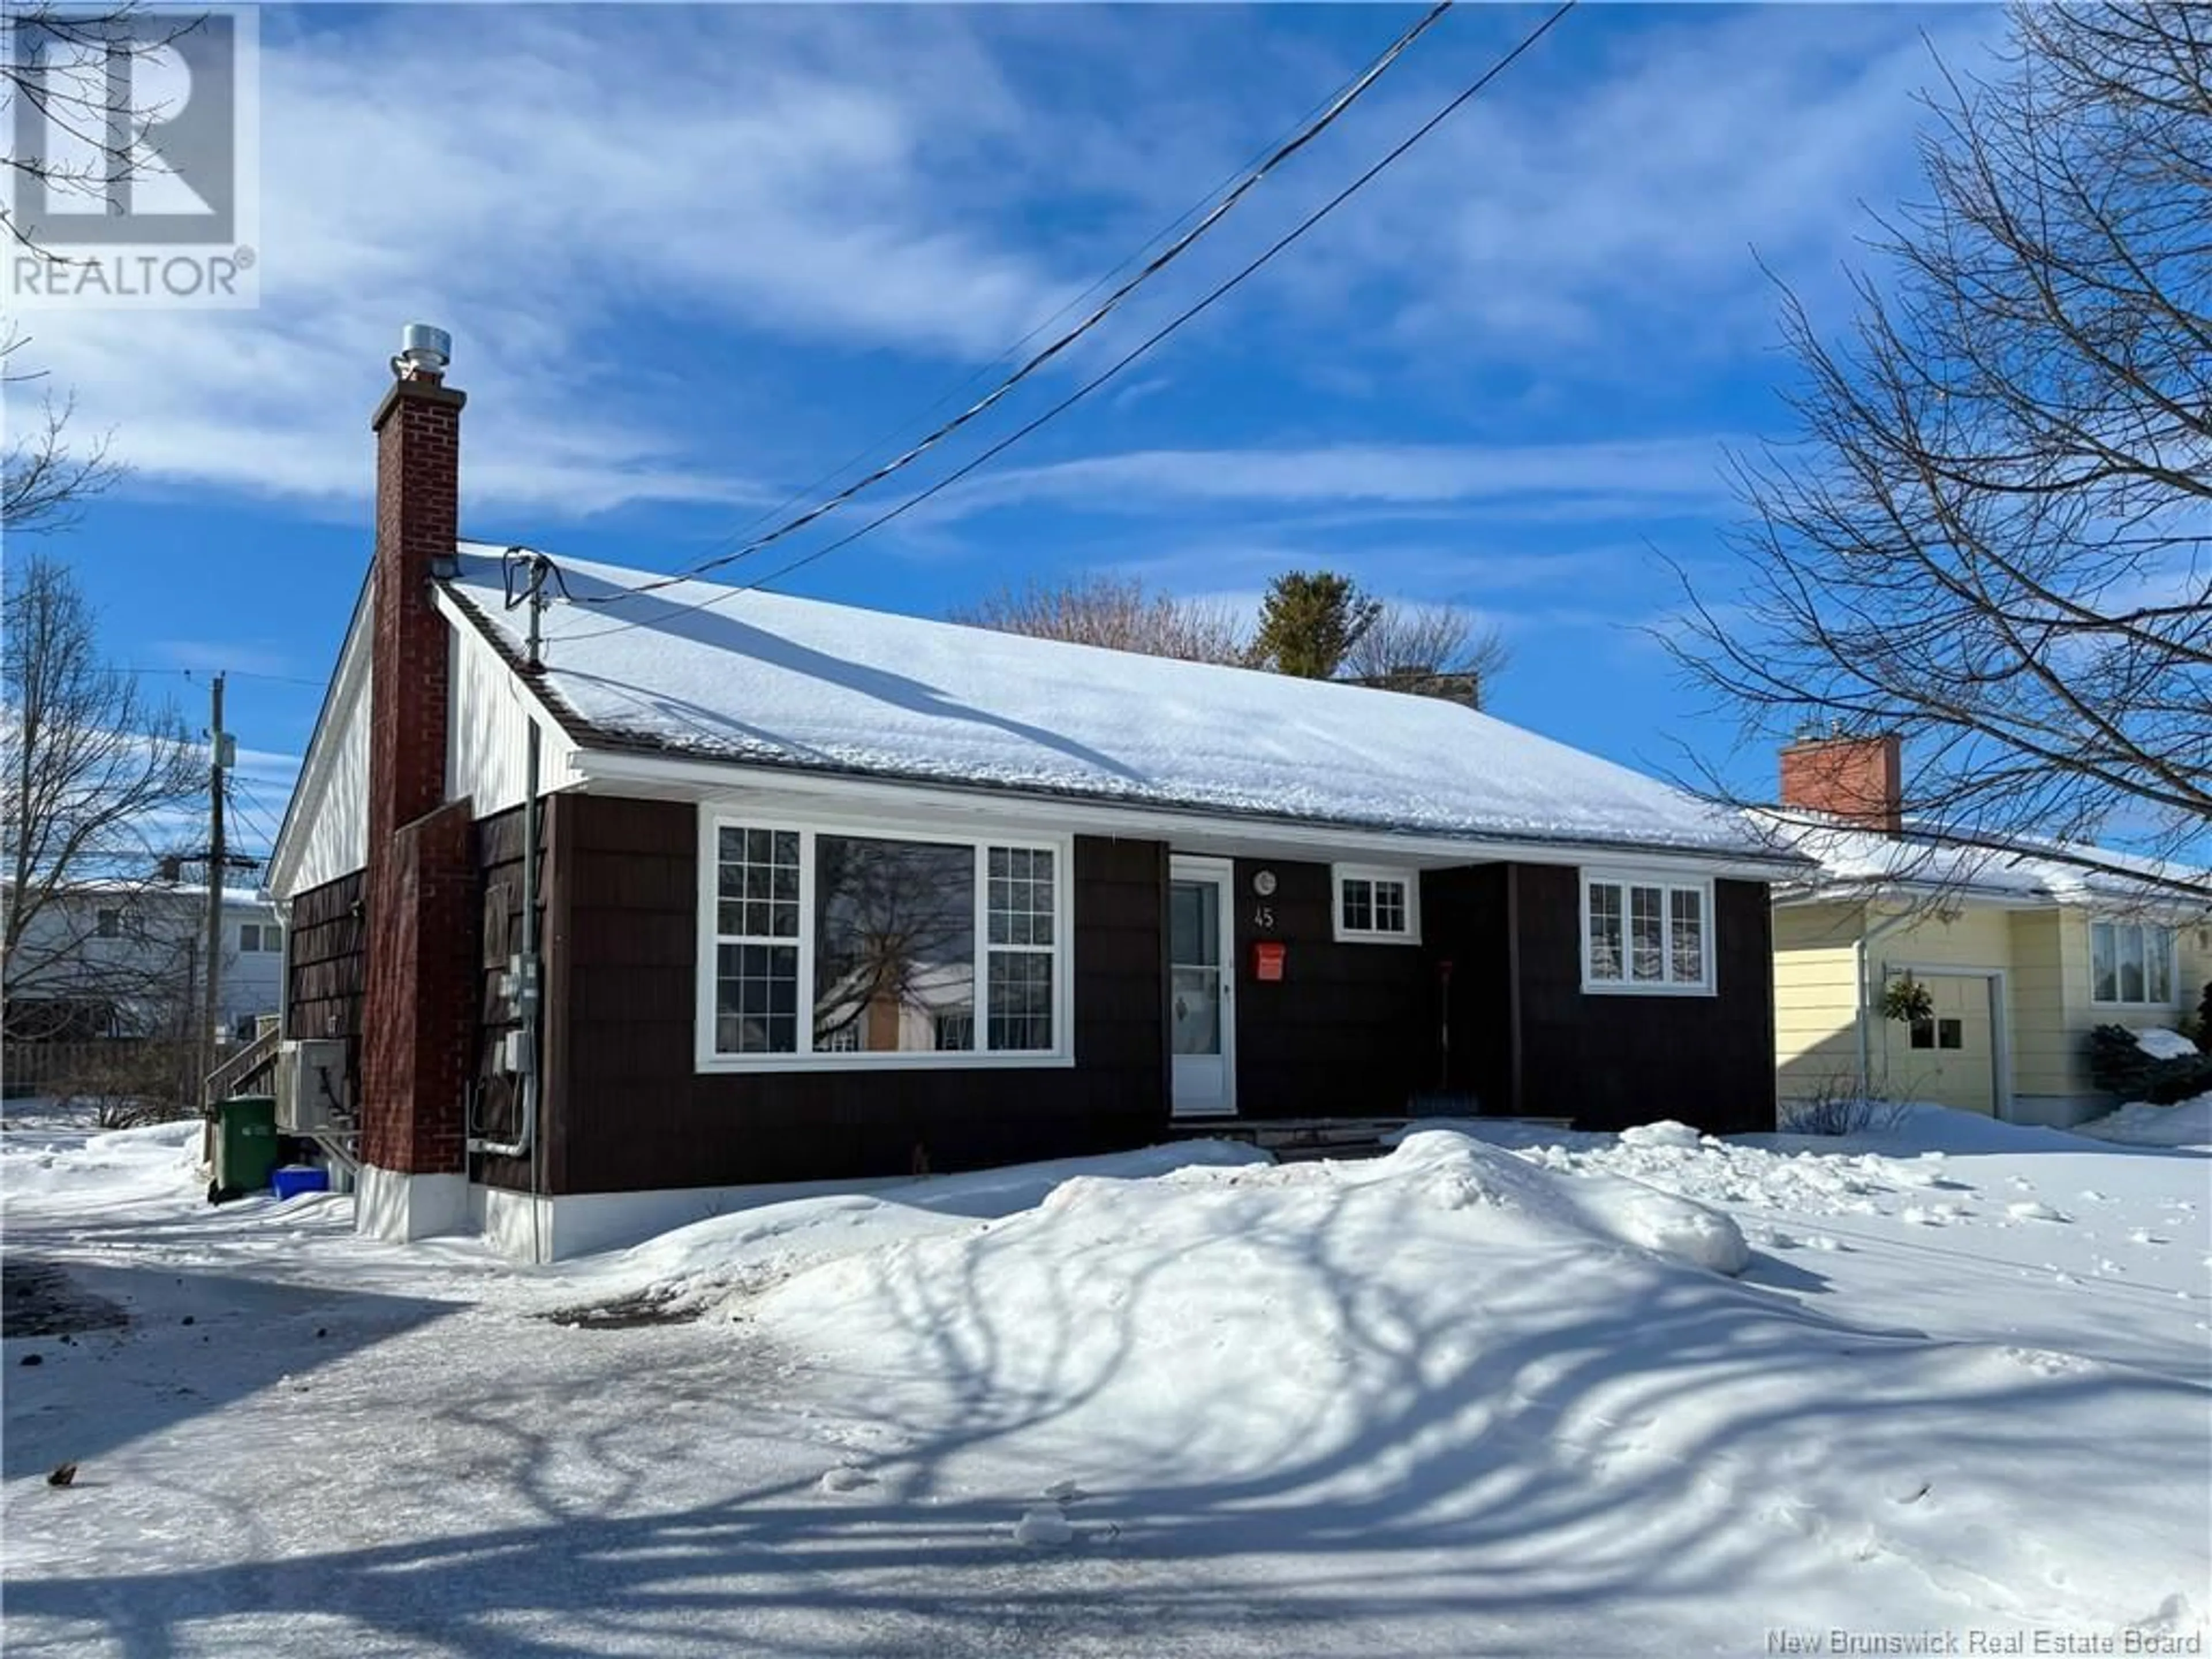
top-left (359, 325), bottom-right (478, 1231)
top-left (1779, 730), bottom-right (1904, 835)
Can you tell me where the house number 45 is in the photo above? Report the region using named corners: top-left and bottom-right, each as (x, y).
top-left (1251, 904), bottom-right (1275, 930)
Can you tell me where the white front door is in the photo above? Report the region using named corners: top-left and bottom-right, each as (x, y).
top-left (1883, 971), bottom-right (2000, 1116)
top-left (1170, 857), bottom-right (1236, 1117)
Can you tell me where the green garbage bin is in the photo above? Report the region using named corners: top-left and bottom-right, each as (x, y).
top-left (210, 1095), bottom-right (279, 1203)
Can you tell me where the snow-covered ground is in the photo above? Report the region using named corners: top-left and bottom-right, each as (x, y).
top-left (4, 1102), bottom-right (2207, 1657)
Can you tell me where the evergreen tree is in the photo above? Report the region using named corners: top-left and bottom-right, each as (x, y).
top-left (1248, 570), bottom-right (1382, 680)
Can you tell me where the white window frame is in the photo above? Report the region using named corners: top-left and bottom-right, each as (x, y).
top-left (695, 809), bottom-right (1074, 1073)
top-left (1580, 869), bottom-right (1715, 997)
top-left (1332, 864), bottom-right (1421, 945)
top-left (2088, 917), bottom-right (2179, 1009)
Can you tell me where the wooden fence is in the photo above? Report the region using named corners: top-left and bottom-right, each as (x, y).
top-left (3, 1037), bottom-right (227, 1104)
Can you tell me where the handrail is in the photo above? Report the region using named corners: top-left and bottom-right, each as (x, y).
top-left (202, 1025), bottom-right (282, 1108)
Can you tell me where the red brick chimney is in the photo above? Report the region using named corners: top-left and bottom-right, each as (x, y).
top-left (1779, 731), bottom-right (1904, 835)
top-left (358, 327), bottom-right (477, 1228)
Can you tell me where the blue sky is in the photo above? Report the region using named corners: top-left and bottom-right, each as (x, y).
top-left (17, 2), bottom-right (2004, 866)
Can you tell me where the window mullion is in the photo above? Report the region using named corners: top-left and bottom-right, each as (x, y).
top-left (975, 843), bottom-right (991, 1054)
top-left (797, 828), bottom-right (816, 1057)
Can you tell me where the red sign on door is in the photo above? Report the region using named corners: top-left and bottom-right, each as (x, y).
top-left (1254, 941), bottom-right (1286, 982)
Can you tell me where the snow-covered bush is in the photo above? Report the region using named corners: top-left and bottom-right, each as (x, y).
top-left (2086, 1024), bottom-right (2212, 1105)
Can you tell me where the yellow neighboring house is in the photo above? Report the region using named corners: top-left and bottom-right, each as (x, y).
top-left (1765, 736), bottom-right (2211, 1128)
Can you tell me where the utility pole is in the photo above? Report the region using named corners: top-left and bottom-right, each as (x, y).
top-left (199, 672), bottom-right (228, 1107)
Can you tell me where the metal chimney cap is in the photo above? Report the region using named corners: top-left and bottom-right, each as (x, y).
top-left (397, 322), bottom-right (452, 373)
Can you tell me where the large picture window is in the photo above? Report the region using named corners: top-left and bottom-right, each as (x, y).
top-left (702, 816), bottom-right (1068, 1068)
top-left (2090, 918), bottom-right (2176, 1007)
top-left (1582, 871), bottom-right (1713, 995)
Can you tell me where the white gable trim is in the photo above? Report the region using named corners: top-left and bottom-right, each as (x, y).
top-left (268, 574), bottom-right (374, 899)
top-left (443, 600), bottom-right (584, 815)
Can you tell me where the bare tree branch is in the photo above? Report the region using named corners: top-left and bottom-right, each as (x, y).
top-left (952, 574), bottom-right (1248, 665)
top-left (0, 2), bottom-right (205, 261)
top-left (2, 553), bottom-right (203, 1028)
top-left (1669, 3), bottom-right (2212, 876)
top-left (1341, 601), bottom-right (1511, 708)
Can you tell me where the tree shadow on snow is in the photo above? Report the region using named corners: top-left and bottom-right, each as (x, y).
top-left (2, 1259), bottom-right (457, 1482)
top-left (5, 1191), bottom-right (2206, 1658)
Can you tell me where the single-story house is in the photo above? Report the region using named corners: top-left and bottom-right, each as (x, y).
top-left (1766, 734), bottom-right (2211, 1126)
top-left (267, 329), bottom-right (1805, 1260)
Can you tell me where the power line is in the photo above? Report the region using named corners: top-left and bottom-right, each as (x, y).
top-left (570, 0), bottom-right (1458, 612)
top-left (224, 777), bottom-right (284, 853)
top-left (681, 10), bottom-right (1459, 569)
top-left (119, 665), bottom-right (326, 689)
top-left (556, 0), bottom-right (1577, 645)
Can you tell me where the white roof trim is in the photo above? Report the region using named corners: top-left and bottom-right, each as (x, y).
top-left (267, 571), bottom-right (373, 897)
top-left (571, 745), bottom-right (1803, 881)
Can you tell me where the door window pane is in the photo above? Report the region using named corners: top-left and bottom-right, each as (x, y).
top-left (812, 835), bottom-right (975, 1054)
top-left (1937, 1018), bottom-right (1963, 1051)
top-left (1171, 880), bottom-right (1219, 967)
top-left (1171, 966), bottom-right (1221, 1055)
top-left (1910, 1017), bottom-right (1935, 1050)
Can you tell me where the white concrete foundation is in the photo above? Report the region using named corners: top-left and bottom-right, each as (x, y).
top-left (2009, 1094), bottom-right (2110, 1130)
top-left (355, 1165), bottom-right (470, 1244)
top-left (471, 1173), bottom-right (927, 1263)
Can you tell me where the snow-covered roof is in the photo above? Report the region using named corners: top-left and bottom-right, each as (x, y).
top-left (56, 880), bottom-right (271, 906)
top-left (1752, 810), bottom-right (2212, 911)
top-left (445, 547), bottom-right (1789, 865)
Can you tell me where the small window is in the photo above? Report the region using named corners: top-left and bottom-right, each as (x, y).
top-left (1910, 1017), bottom-right (1936, 1050)
top-left (240, 923), bottom-right (262, 953)
top-left (1334, 866), bottom-right (1419, 944)
top-left (96, 908), bottom-right (122, 939)
top-left (2090, 920), bottom-right (2176, 1007)
top-left (1937, 1018), bottom-right (1963, 1051)
top-left (1582, 872), bottom-right (1712, 994)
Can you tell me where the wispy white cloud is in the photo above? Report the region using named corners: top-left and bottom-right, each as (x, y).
top-left (920, 435), bottom-right (1738, 523)
top-left (18, 7), bottom-right (1088, 516)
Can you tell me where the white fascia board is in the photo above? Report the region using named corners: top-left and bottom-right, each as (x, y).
top-left (268, 571), bottom-right (374, 898)
top-left (1771, 881), bottom-right (2055, 913)
top-left (571, 745), bottom-right (1807, 882)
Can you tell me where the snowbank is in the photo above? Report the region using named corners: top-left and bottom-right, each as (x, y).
top-left (748, 1128), bottom-right (2202, 1636)
top-left (543, 1138), bottom-right (1272, 1314)
top-left (2075, 1093), bottom-right (2212, 1149)
top-left (6, 1105), bottom-right (2208, 1656)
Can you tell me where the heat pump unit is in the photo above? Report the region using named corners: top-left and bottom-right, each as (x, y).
top-left (275, 1039), bottom-right (350, 1135)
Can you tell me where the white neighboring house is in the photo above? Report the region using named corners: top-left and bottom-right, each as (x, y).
top-left (6, 881), bottom-right (285, 1042)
